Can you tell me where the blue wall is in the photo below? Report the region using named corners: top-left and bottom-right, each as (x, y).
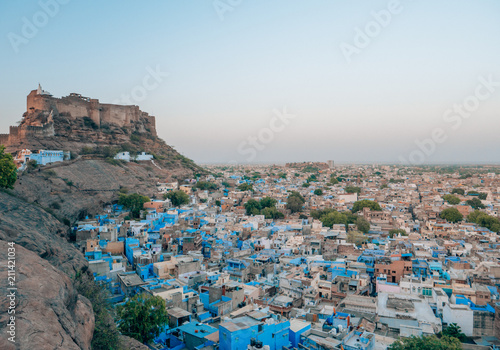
top-left (289, 322), bottom-right (310, 348)
top-left (219, 319), bottom-right (290, 350)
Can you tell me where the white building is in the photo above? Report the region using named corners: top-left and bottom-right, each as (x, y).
top-left (136, 152), bottom-right (154, 161)
top-left (114, 151), bottom-right (153, 162)
top-left (442, 303), bottom-right (473, 336)
top-left (114, 151), bottom-right (131, 162)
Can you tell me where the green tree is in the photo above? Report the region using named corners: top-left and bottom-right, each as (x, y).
top-left (388, 335), bottom-right (461, 350)
top-left (314, 189), bottom-right (323, 196)
top-left (352, 200), bottom-right (382, 213)
top-left (259, 197), bottom-right (277, 209)
top-left (467, 210), bottom-right (500, 232)
top-left (344, 185), bottom-right (361, 194)
top-left (261, 207), bottom-right (284, 220)
top-left (165, 190), bottom-right (189, 207)
top-left (288, 191), bottom-right (305, 202)
top-left (466, 197), bottom-right (485, 209)
top-left (237, 183), bottom-right (253, 191)
top-left (286, 196), bottom-right (304, 213)
top-left (307, 174), bottom-right (317, 182)
top-left (329, 176), bottom-right (339, 185)
top-left (344, 211), bottom-right (359, 226)
top-left (443, 194), bottom-right (460, 205)
top-left (439, 208), bottom-right (463, 223)
top-left (0, 146), bottom-right (16, 189)
top-left (117, 293), bottom-right (168, 344)
top-left (194, 181), bottom-right (218, 191)
top-left (215, 200), bottom-right (221, 206)
top-left (356, 217), bottom-right (370, 233)
top-left (286, 191), bottom-right (305, 213)
top-left (467, 190), bottom-right (487, 200)
top-left (451, 188), bottom-right (465, 195)
top-left (320, 211), bottom-right (347, 228)
top-left (310, 208), bottom-right (331, 219)
top-left (467, 210), bottom-right (482, 223)
top-left (118, 193), bottom-right (150, 218)
top-left (244, 199), bottom-right (261, 215)
top-left (439, 323), bottom-right (467, 342)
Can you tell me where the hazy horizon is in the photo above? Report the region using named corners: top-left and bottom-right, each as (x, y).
top-left (1, 0), bottom-right (499, 165)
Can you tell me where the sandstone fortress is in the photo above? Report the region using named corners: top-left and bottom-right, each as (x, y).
top-left (0, 85), bottom-right (157, 146)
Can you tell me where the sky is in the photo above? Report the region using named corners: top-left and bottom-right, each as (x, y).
top-left (1, 0), bottom-right (500, 165)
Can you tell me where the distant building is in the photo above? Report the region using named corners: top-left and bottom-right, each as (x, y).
top-left (114, 151), bottom-right (131, 162)
top-left (14, 149), bottom-right (67, 169)
top-left (136, 152), bottom-right (153, 161)
top-left (327, 160), bottom-right (334, 169)
top-left (114, 151), bottom-right (153, 162)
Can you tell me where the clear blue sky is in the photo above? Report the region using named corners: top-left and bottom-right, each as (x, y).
top-left (1, 0), bottom-right (499, 164)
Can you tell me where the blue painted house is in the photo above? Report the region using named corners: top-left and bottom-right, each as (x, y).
top-left (219, 313), bottom-right (290, 350)
top-left (289, 319), bottom-right (311, 348)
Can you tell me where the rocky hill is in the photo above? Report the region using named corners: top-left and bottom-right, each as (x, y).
top-left (15, 158), bottom-right (181, 221)
top-left (4, 87), bottom-right (202, 177)
top-left (0, 192), bottom-right (93, 350)
top-left (2, 87), bottom-right (205, 221)
top-left (0, 88), bottom-right (206, 349)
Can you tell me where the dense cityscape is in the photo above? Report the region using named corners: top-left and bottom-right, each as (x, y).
top-left (72, 161), bottom-right (500, 349)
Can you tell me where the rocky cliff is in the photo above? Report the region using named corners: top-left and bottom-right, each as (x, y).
top-left (0, 191), bottom-right (87, 274)
top-left (0, 193), bottom-right (93, 350)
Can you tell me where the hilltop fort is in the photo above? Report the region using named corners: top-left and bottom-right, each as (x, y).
top-left (0, 85), bottom-right (157, 147)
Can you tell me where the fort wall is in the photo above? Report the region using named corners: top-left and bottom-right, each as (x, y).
top-left (0, 122), bottom-right (55, 146)
top-left (0, 134), bottom-right (9, 145)
top-left (26, 90), bottom-right (157, 133)
top-left (1, 88), bottom-right (158, 147)
top-left (51, 95), bottom-right (89, 121)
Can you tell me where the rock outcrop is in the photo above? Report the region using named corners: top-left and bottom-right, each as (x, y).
top-left (0, 240), bottom-right (94, 350)
top-left (0, 191), bottom-right (87, 275)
